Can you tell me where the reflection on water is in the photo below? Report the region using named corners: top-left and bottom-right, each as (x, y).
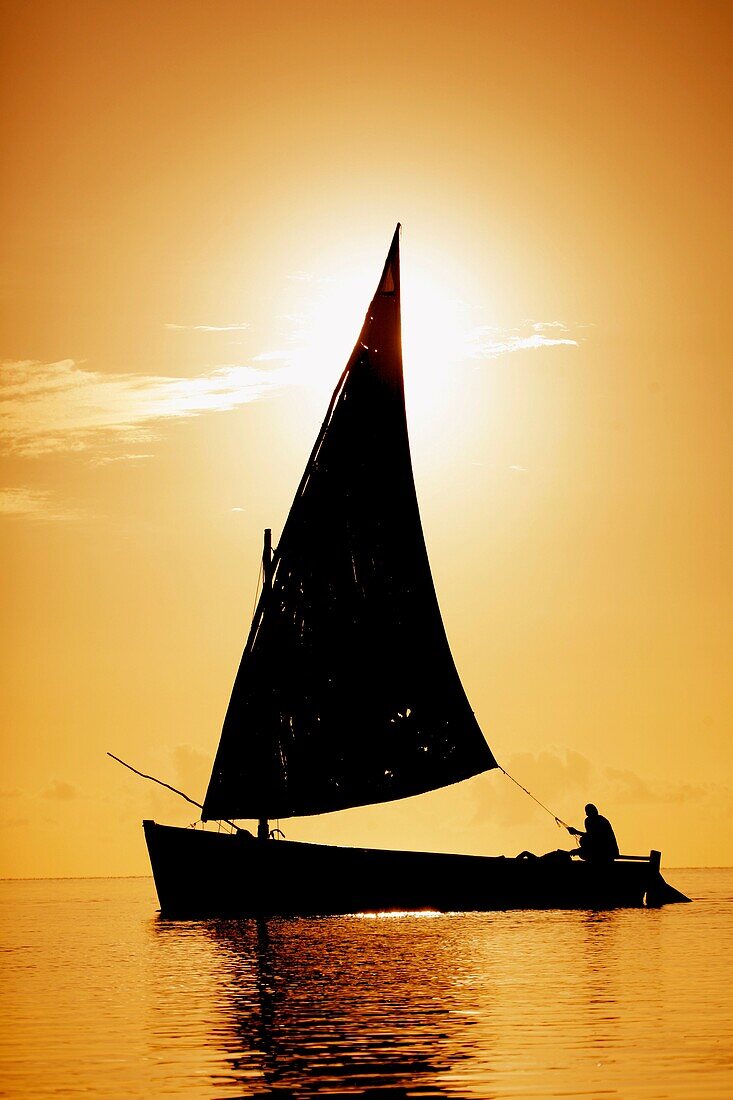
top-left (1, 870), bottom-right (732, 1098)
top-left (188, 915), bottom-right (472, 1096)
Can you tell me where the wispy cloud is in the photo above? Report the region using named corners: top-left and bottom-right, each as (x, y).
top-left (0, 487), bottom-right (50, 517)
top-left (0, 487), bottom-right (82, 522)
top-left (0, 359), bottom-right (285, 458)
top-left (466, 325), bottom-right (578, 360)
top-left (531, 321), bottom-right (570, 332)
top-left (89, 453), bottom-right (154, 467)
top-left (165, 323), bottom-right (251, 332)
top-left (252, 350), bottom-right (291, 363)
top-left (1, 310), bottom-right (584, 465)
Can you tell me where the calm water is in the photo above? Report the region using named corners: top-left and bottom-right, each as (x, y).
top-left (1, 869), bottom-right (731, 1098)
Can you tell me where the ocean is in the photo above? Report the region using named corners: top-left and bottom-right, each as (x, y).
top-left (1, 869), bottom-right (731, 1098)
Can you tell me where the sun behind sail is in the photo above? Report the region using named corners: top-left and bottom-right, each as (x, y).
top-left (202, 226), bottom-right (497, 821)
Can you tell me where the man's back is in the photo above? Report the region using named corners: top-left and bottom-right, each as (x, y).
top-left (585, 812), bottom-right (619, 861)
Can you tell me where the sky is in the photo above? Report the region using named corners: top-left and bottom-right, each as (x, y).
top-left (1, 0), bottom-right (731, 876)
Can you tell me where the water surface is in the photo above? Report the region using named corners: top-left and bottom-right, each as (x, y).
top-left (1, 869), bottom-right (731, 1097)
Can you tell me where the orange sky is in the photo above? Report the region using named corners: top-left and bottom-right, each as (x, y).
top-left (1, 1), bottom-right (731, 876)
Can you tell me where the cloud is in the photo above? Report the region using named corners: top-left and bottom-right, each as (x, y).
top-left (0, 487), bottom-right (82, 522)
top-left (467, 327), bottom-right (578, 360)
top-left (89, 453), bottom-right (154, 467)
top-left (173, 743), bottom-right (211, 799)
top-left (476, 749), bottom-right (591, 828)
top-left (0, 359), bottom-right (285, 457)
top-left (43, 780), bottom-right (78, 801)
top-left (476, 748), bottom-right (724, 831)
top-left (165, 323), bottom-right (251, 332)
top-left (1, 312), bottom-right (583, 465)
top-left (0, 487), bottom-right (50, 517)
top-left (603, 767), bottom-right (707, 806)
top-left (252, 350), bottom-right (291, 363)
top-left (531, 321), bottom-right (570, 332)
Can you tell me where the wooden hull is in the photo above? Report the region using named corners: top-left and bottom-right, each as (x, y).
top-left (143, 820), bottom-right (688, 917)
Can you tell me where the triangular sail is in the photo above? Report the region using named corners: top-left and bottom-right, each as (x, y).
top-left (202, 226), bottom-right (497, 821)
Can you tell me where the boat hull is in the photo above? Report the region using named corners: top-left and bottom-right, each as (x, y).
top-left (143, 821), bottom-right (686, 917)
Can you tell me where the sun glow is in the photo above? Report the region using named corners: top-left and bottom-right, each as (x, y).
top-left (282, 256), bottom-right (471, 455)
top-left (401, 269), bottom-right (469, 437)
top-left (354, 909), bottom-right (444, 919)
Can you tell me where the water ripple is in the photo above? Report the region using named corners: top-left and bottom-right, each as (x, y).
top-left (0, 870), bottom-right (731, 1097)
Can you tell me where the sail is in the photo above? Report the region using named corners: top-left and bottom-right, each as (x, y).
top-left (202, 226), bottom-right (497, 821)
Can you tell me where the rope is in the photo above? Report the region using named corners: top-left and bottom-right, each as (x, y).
top-left (108, 752), bottom-right (204, 811)
top-left (106, 752), bottom-right (238, 832)
top-left (498, 765), bottom-right (573, 831)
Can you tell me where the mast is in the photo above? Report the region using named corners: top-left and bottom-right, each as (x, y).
top-left (258, 527), bottom-right (273, 841)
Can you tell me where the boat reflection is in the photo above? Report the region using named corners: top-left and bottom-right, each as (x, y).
top-left (150, 904), bottom-right (702, 1099)
top-left (156, 912), bottom-right (485, 1097)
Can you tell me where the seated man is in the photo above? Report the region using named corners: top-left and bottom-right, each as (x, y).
top-left (568, 804), bottom-right (619, 863)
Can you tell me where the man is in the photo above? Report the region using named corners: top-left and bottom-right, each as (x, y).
top-left (568, 804), bottom-right (619, 863)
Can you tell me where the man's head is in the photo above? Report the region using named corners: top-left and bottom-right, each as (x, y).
top-left (585, 803), bottom-right (598, 817)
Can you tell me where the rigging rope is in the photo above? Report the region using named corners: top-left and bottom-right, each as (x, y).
top-left (106, 752), bottom-right (239, 832)
top-left (498, 765), bottom-right (573, 832)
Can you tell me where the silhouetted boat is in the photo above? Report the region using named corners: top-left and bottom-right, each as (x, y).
top-left (143, 227), bottom-right (688, 916)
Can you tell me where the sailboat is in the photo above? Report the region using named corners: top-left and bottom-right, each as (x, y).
top-left (142, 226), bottom-right (688, 915)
